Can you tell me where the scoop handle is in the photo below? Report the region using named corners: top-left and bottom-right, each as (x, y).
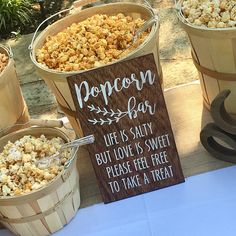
top-left (63, 135), bottom-right (95, 169)
top-left (62, 135), bottom-right (95, 150)
top-left (133, 16), bottom-right (158, 43)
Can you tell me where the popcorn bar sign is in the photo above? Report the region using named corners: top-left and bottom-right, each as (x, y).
top-left (67, 54), bottom-right (184, 203)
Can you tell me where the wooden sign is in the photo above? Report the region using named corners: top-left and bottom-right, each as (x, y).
top-left (67, 54), bottom-right (185, 203)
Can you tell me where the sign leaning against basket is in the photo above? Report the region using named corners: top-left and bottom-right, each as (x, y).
top-left (67, 54), bottom-right (185, 203)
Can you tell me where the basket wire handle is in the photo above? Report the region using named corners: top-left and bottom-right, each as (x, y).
top-left (28, 7), bottom-right (73, 51)
top-left (28, 0), bottom-right (105, 51)
top-left (143, 0), bottom-right (151, 8)
top-left (0, 44), bottom-right (13, 58)
top-left (29, 0), bottom-right (158, 51)
top-left (174, 0), bottom-right (181, 11)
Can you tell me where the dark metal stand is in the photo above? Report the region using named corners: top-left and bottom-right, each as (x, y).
top-left (200, 90), bottom-right (236, 163)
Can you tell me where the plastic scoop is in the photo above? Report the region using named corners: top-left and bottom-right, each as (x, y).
top-left (36, 135), bottom-right (95, 169)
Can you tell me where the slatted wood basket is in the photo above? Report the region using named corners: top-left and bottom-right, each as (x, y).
top-left (0, 45), bottom-right (30, 138)
top-left (176, 0), bottom-right (236, 114)
top-left (0, 127), bottom-right (80, 236)
top-left (30, 0), bottom-right (162, 137)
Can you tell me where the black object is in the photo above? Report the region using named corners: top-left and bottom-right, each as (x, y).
top-left (200, 90), bottom-right (236, 163)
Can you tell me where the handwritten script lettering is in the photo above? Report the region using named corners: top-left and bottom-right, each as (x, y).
top-left (67, 54), bottom-right (184, 202)
top-left (74, 70), bottom-right (155, 108)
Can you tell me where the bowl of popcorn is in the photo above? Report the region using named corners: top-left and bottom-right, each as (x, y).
top-left (29, 1), bottom-right (162, 137)
top-left (0, 127), bottom-right (80, 235)
top-left (35, 13), bottom-right (150, 72)
top-left (178, 0), bottom-right (236, 29)
top-left (30, 2), bottom-right (160, 74)
top-left (175, 0), bottom-right (236, 115)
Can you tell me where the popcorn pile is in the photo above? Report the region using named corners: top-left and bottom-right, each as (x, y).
top-left (181, 0), bottom-right (236, 28)
top-left (36, 13), bottom-right (149, 71)
top-left (0, 52), bottom-right (9, 74)
top-left (0, 135), bottom-right (70, 197)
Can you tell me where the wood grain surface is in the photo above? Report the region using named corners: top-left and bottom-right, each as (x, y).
top-left (67, 54), bottom-right (184, 203)
top-left (1, 83), bottom-right (233, 229)
top-left (76, 83), bottom-right (233, 208)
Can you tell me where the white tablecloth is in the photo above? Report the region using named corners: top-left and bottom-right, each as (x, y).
top-left (1, 165), bottom-right (236, 236)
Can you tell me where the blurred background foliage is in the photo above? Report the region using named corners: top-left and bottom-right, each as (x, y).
top-left (0, 0), bottom-right (152, 39)
top-left (0, 0), bottom-right (74, 39)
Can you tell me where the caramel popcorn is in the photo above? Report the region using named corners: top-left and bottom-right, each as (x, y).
top-left (36, 13), bottom-right (149, 71)
top-left (181, 0), bottom-right (236, 28)
top-left (0, 52), bottom-right (9, 74)
top-left (0, 135), bottom-right (70, 197)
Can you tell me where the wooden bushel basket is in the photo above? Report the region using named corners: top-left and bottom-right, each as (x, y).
top-left (0, 45), bottom-right (30, 137)
top-left (0, 127), bottom-right (80, 236)
top-left (29, 0), bottom-right (163, 137)
top-left (176, 0), bottom-right (236, 114)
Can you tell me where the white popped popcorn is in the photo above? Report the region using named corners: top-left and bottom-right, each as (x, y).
top-left (0, 135), bottom-right (70, 197)
top-left (181, 0), bottom-right (236, 28)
